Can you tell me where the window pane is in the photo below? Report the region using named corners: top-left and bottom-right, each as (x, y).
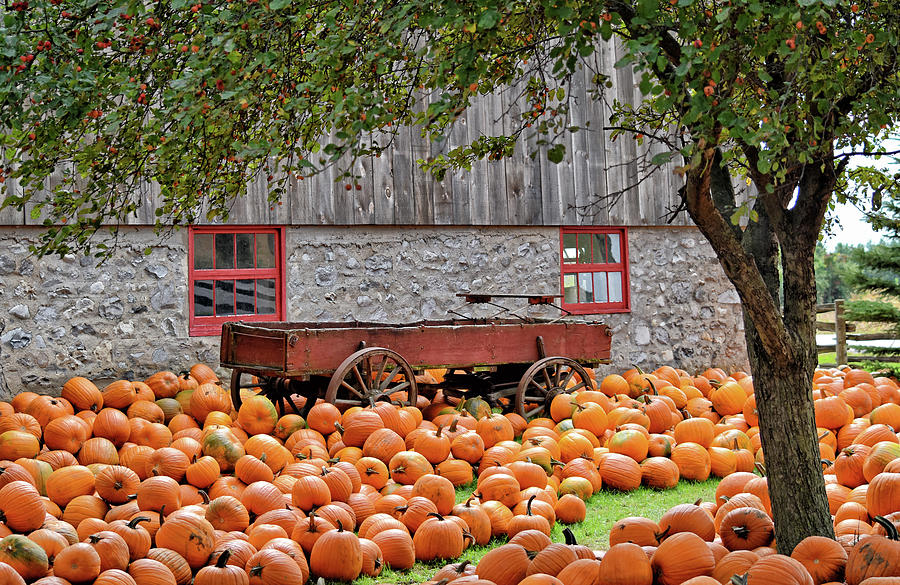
top-left (563, 274), bottom-right (578, 303)
top-left (236, 234), bottom-right (254, 269)
top-left (193, 280), bottom-right (214, 316)
top-left (608, 272), bottom-right (623, 302)
top-left (194, 234), bottom-right (214, 269)
top-left (576, 234), bottom-right (591, 264)
top-left (562, 234), bottom-right (577, 264)
top-left (215, 280), bottom-right (235, 315)
top-left (578, 272), bottom-right (593, 303)
top-left (257, 233), bottom-right (276, 269)
top-left (608, 234), bottom-right (621, 263)
top-left (215, 233), bottom-right (234, 269)
top-left (591, 234), bottom-right (608, 263)
top-left (593, 272), bottom-right (608, 302)
top-left (236, 279), bottom-right (255, 315)
top-left (257, 278), bottom-right (277, 315)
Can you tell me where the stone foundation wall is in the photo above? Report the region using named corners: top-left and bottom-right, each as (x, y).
top-left (0, 225), bottom-right (748, 398)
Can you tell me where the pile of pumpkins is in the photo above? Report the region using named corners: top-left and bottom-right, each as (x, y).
top-left (0, 362), bottom-right (895, 585)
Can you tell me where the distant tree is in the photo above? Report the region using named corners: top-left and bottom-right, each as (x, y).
top-left (846, 194), bottom-right (900, 373)
top-left (815, 242), bottom-right (858, 304)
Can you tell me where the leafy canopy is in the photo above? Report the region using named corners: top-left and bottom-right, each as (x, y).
top-left (1, 0), bottom-right (899, 257)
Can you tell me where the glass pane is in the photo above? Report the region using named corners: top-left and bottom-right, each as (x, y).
top-left (592, 233), bottom-right (608, 263)
top-left (563, 274), bottom-right (577, 303)
top-left (257, 233), bottom-right (276, 269)
top-left (562, 234), bottom-right (577, 264)
top-left (194, 234), bottom-right (214, 269)
top-left (236, 234), bottom-right (254, 269)
top-left (608, 272), bottom-right (623, 303)
top-left (257, 278), bottom-right (277, 314)
top-left (578, 272), bottom-right (593, 303)
top-left (593, 272), bottom-right (608, 303)
top-left (215, 233), bottom-right (234, 269)
top-left (236, 279), bottom-right (255, 315)
top-left (193, 280), bottom-right (214, 317)
top-left (215, 280), bottom-right (235, 316)
top-left (576, 234), bottom-right (591, 264)
top-left (608, 234), bottom-right (621, 263)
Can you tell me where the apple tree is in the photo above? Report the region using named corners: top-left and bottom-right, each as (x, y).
top-left (2, 0), bottom-right (900, 552)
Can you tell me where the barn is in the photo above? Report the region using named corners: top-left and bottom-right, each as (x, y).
top-left (0, 47), bottom-right (749, 396)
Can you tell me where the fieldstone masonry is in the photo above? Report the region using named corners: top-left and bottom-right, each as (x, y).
top-left (0, 225), bottom-right (748, 399)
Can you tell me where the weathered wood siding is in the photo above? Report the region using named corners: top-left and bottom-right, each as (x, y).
top-left (2, 40), bottom-right (724, 229)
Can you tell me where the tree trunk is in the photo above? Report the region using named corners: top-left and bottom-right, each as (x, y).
top-left (689, 156), bottom-right (835, 554)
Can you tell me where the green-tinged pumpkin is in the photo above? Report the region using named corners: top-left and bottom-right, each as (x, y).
top-left (0, 534), bottom-right (50, 580)
top-left (201, 426), bottom-right (246, 472)
top-left (463, 398), bottom-right (493, 420)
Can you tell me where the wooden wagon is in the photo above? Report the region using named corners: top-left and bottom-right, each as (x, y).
top-left (220, 296), bottom-right (612, 420)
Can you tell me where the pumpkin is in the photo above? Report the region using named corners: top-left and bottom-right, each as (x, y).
top-left (246, 548), bottom-right (304, 585)
top-left (658, 503), bottom-right (716, 542)
top-left (598, 542), bottom-right (652, 585)
top-left (413, 512), bottom-right (466, 561)
top-left (476, 543), bottom-right (531, 585)
top-left (790, 535), bottom-right (847, 585)
top-left (194, 550), bottom-right (249, 585)
top-left (154, 510), bottom-right (215, 569)
top-left (371, 528), bottom-right (415, 570)
top-left (128, 558), bottom-right (177, 585)
top-left (309, 520), bottom-right (363, 581)
top-left (53, 542), bottom-right (102, 584)
top-left (845, 516), bottom-right (900, 585)
top-left (650, 531), bottom-right (716, 585)
top-left (107, 517), bottom-right (153, 561)
top-left (745, 553), bottom-right (815, 585)
top-left (0, 533), bottom-right (50, 581)
top-left (0, 480), bottom-right (44, 532)
top-left (85, 531), bottom-right (130, 573)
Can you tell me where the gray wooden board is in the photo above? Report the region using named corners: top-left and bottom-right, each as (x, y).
top-left (391, 123), bottom-right (417, 225)
top-left (613, 39), bottom-right (642, 225)
top-left (502, 79), bottom-right (543, 225)
top-left (482, 92), bottom-right (509, 225)
top-left (371, 131), bottom-right (397, 225)
top-left (409, 95), bottom-right (435, 225)
top-left (448, 110), bottom-right (472, 225)
top-left (580, 51), bottom-right (610, 226)
top-left (465, 94), bottom-right (493, 226)
top-left (0, 175), bottom-right (25, 225)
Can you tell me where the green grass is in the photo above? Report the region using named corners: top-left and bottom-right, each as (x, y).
top-left (352, 478), bottom-right (720, 585)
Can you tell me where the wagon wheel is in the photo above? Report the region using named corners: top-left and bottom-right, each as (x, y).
top-left (324, 347), bottom-right (418, 409)
top-left (514, 357), bottom-right (595, 420)
top-left (230, 368), bottom-right (261, 410)
top-left (230, 369), bottom-right (300, 416)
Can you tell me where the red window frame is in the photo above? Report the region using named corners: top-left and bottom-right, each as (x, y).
top-left (559, 226), bottom-right (631, 314)
top-left (188, 226), bottom-right (287, 336)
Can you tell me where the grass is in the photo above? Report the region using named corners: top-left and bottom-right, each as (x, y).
top-left (352, 478), bottom-right (720, 585)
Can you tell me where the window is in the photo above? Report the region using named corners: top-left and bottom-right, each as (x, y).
top-left (188, 226), bottom-right (286, 336)
top-left (560, 227), bottom-right (630, 314)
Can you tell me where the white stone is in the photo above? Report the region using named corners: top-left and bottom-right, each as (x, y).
top-left (8, 304), bottom-right (29, 319)
top-left (717, 289), bottom-right (741, 304)
top-left (634, 326), bottom-right (651, 345)
top-left (90, 281), bottom-right (105, 294)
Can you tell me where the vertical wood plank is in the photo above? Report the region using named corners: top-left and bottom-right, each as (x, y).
top-left (599, 41), bottom-right (626, 226)
top-left (580, 51), bottom-right (610, 227)
top-left (351, 138), bottom-right (376, 225)
top-left (483, 92), bottom-right (509, 225)
top-left (409, 97), bottom-right (435, 224)
top-left (502, 80), bottom-right (543, 225)
top-left (448, 112), bottom-right (472, 225)
top-left (0, 174), bottom-right (25, 225)
top-left (465, 94), bottom-right (493, 226)
top-left (391, 123), bottom-right (417, 225)
top-left (567, 62), bottom-right (591, 226)
top-left (614, 39), bottom-right (642, 225)
top-left (371, 132), bottom-right (397, 225)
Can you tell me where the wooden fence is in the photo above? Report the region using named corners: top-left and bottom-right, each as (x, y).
top-left (816, 299), bottom-right (900, 367)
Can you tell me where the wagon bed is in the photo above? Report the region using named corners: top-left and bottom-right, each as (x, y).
top-left (221, 313), bottom-right (611, 419)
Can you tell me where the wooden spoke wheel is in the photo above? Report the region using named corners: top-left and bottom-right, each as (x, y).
top-left (514, 357), bottom-right (595, 419)
top-left (324, 347), bottom-right (418, 409)
top-left (230, 369), bottom-right (303, 416)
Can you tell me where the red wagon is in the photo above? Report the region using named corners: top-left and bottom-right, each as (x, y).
top-left (220, 295), bottom-right (612, 420)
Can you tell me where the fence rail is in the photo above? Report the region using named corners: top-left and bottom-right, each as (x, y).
top-left (817, 299), bottom-right (900, 367)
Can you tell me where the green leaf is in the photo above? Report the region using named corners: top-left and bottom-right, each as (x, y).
top-left (547, 144), bottom-right (566, 163)
top-left (269, 0), bottom-right (290, 9)
top-left (477, 9), bottom-right (500, 30)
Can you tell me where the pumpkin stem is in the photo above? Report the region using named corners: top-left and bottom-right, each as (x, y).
top-left (215, 549), bottom-right (232, 568)
top-left (462, 531), bottom-right (475, 545)
top-left (563, 526), bottom-right (577, 546)
top-left (820, 459), bottom-right (834, 467)
top-left (526, 495), bottom-right (536, 516)
top-left (730, 574), bottom-right (748, 585)
top-left (448, 418), bottom-right (458, 433)
top-left (427, 511), bottom-right (445, 521)
top-left (395, 505), bottom-right (409, 513)
top-left (465, 496), bottom-right (476, 507)
top-left (336, 519), bottom-right (344, 532)
top-left (127, 516), bottom-right (151, 529)
top-left (88, 535), bottom-right (103, 544)
top-left (159, 505), bottom-right (166, 525)
top-left (693, 498), bottom-right (702, 506)
top-left (199, 490), bottom-right (210, 504)
top-left (435, 425), bottom-right (444, 438)
top-left (550, 458), bottom-right (565, 468)
top-left (754, 462), bottom-right (767, 476)
top-left (873, 516), bottom-right (900, 540)
top-left (646, 378), bottom-right (658, 395)
top-left (731, 525), bottom-right (751, 540)
top-left (334, 423), bottom-right (345, 434)
top-left (456, 560), bottom-right (471, 574)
